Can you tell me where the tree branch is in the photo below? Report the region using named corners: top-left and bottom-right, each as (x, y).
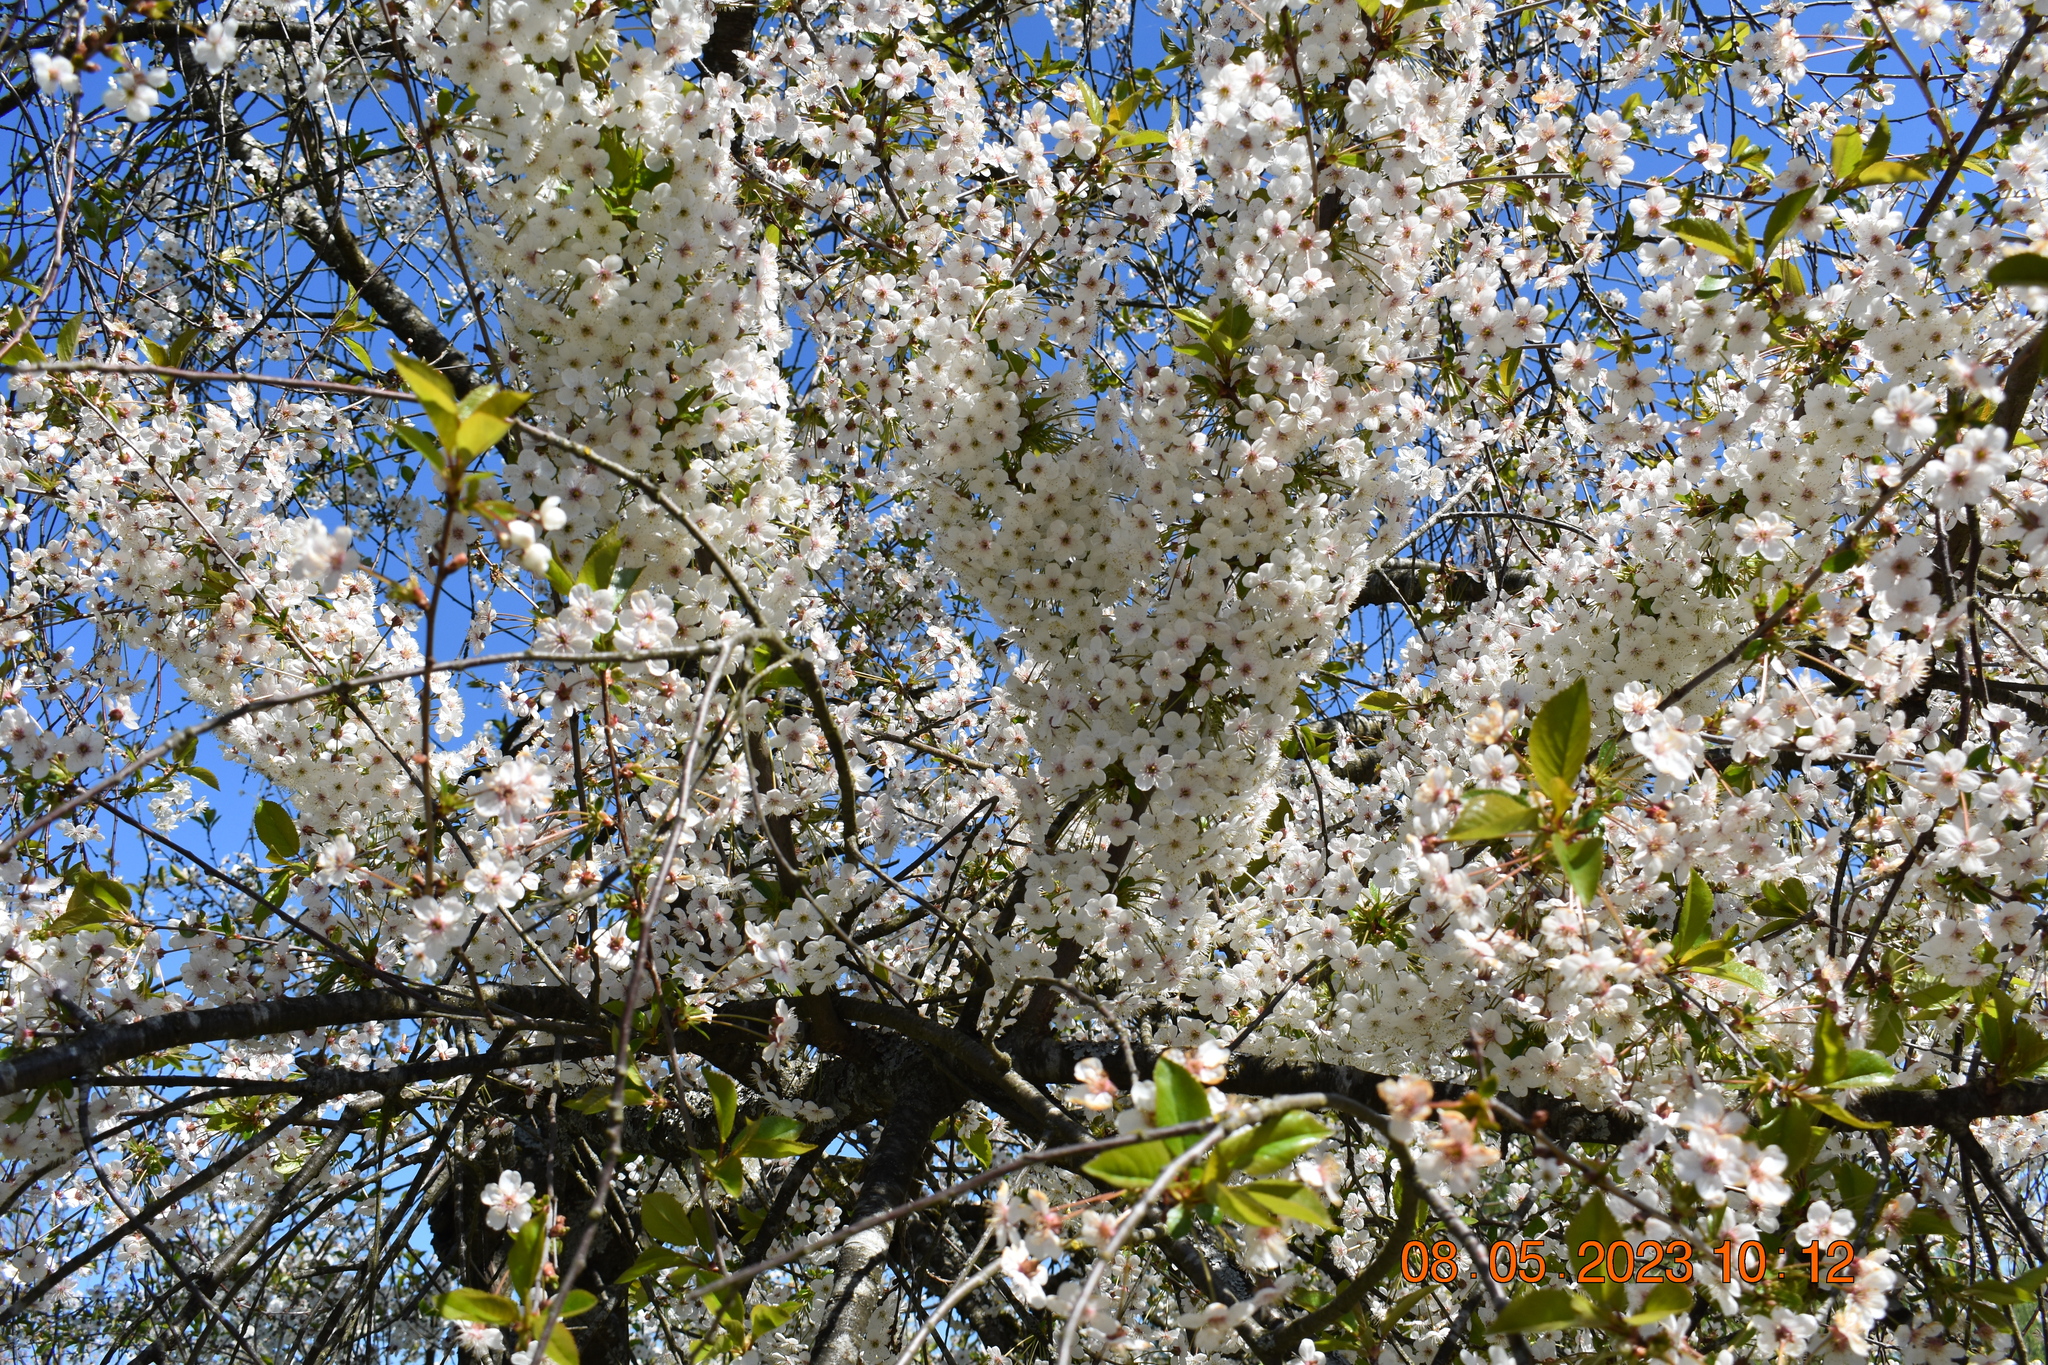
top-left (810, 1074), bottom-right (960, 1365)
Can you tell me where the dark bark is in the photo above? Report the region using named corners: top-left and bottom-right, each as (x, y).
top-left (162, 29), bottom-right (476, 392)
top-left (1350, 558), bottom-right (1533, 611)
top-left (430, 1089), bottom-right (646, 1365)
top-left (699, 4), bottom-right (760, 76)
top-left (809, 1069), bottom-right (961, 1365)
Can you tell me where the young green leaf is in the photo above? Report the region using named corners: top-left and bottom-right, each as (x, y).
top-left (1236, 1180), bottom-right (1336, 1229)
top-left (752, 1300), bottom-right (803, 1339)
top-left (1082, 1139), bottom-right (1176, 1189)
top-left (614, 1245), bottom-right (693, 1284)
top-left (1988, 254), bottom-right (2048, 288)
top-left (1553, 834), bottom-right (1603, 905)
top-left (506, 1200), bottom-right (549, 1303)
top-left (1447, 790), bottom-right (1539, 841)
top-left (577, 527), bottom-right (625, 591)
top-left (1690, 958), bottom-right (1770, 991)
top-left (735, 1115), bottom-right (814, 1159)
top-left (1837, 158), bottom-right (1929, 189)
top-left (1760, 187), bottom-right (1816, 257)
top-left (1483, 1288), bottom-right (1600, 1337)
top-left (1567, 1195), bottom-right (1627, 1308)
top-left (707, 1069), bottom-right (738, 1145)
top-left (429, 1288), bottom-right (523, 1325)
top-left (1829, 126), bottom-right (1863, 181)
top-left (1215, 1111), bottom-right (1331, 1177)
top-left (1152, 1057), bottom-right (1212, 1145)
top-left (1526, 679), bottom-right (1590, 803)
top-left (254, 799), bottom-right (301, 861)
top-left (1675, 869), bottom-right (1713, 956)
top-left (392, 353), bottom-right (459, 443)
top-left (1809, 1010), bottom-right (1851, 1087)
top-left (43, 872), bottom-right (133, 937)
top-left (641, 1191), bottom-right (698, 1247)
top-left (452, 385), bottom-right (531, 460)
top-left (1665, 218), bottom-right (1753, 269)
top-left (539, 1321), bottom-right (581, 1365)
top-left (1625, 1281), bottom-right (1693, 1325)
top-left (1210, 1183), bottom-right (1281, 1227)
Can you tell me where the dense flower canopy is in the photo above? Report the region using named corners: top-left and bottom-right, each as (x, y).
top-left (0, 0), bottom-right (2046, 1360)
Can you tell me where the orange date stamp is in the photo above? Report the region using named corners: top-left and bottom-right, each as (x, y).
top-left (1400, 1238), bottom-right (1867, 1286)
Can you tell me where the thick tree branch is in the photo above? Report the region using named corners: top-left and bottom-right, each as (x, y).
top-left (810, 1073), bottom-right (960, 1365)
top-left (1350, 558), bottom-right (1533, 610)
top-left (0, 986), bottom-right (599, 1097)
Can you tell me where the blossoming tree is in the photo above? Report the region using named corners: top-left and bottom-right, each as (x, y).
top-left (1, 0), bottom-right (2046, 1359)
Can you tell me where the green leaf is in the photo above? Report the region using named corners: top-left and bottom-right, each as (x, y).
top-left (1665, 217), bottom-right (1753, 268)
top-left (1810, 1010), bottom-right (1851, 1086)
top-left (1822, 536), bottom-right (1870, 573)
top-left (614, 1245), bottom-right (693, 1284)
top-left (707, 1069), bottom-right (738, 1145)
top-left (1082, 1139), bottom-right (1177, 1189)
top-left (507, 1205), bottom-right (549, 1303)
top-left (1839, 158), bottom-right (1929, 188)
top-left (963, 1119), bottom-right (994, 1168)
top-left (1236, 1180), bottom-right (1336, 1229)
top-left (393, 352), bottom-right (459, 443)
top-left (390, 422), bottom-right (443, 471)
top-left (1484, 1288), bottom-right (1600, 1337)
top-left (1802, 1096), bottom-right (1889, 1131)
top-left (1752, 1101), bottom-right (1821, 1175)
top-left (44, 871), bottom-right (133, 936)
top-left (1626, 1280), bottom-right (1694, 1325)
top-left (55, 316), bottom-right (83, 362)
top-left (429, 1288), bottom-right (523, 1325)
top-left (1526, 679), bottom-right (1590, 804)
top-left (1826, 1050), bottom-right (1895, 1089)
top-left (1675, 870), bottom-right (1714, 956)
top-left (1830, 127), bottom-right (1863, 181)
top-left (708, 1153), bottom-right (747, 1198)
top-left (1447, 791), bottom-right (1540, 841)
top-left (1214, 1111), bottom-right (1331, 1177)
top-left (1902, 1208), bottom-right (1960, 1238)
top-left (254, 799), bottom-right (301, 861)
top-left (1358, 689), bottom-right (1408, 712)
top-left (733, 1115), bottom-right (813, 1160)
top-left (451, 385), bottom-right (531, 460)
top-left (752, 1299), bottom-right (802, 1339)
top-left (539, 1321), bottom-right (581, 1365)
top-left (1553, 834), bottom-right (1604, 905)
top-left (1211, 1183), bottom-right (1282, 1227)
top-left (1567, 1195), bottom-right (1627, 1309)
top-left (1987, 254), bottom-right (2048, 288)
top-left (557, 1290), bottom-right (599, 1318)
top-left (564, 1067), bottom-right (654, 1114)
top-left (641, 1191), bottom-right (702, 1248)
top-left (1761, 188), bottom-right (1817, 257)
top-left (1152, 1057), bottom-right (1211, 1146)
top-left (1690, 958), bottom-right (1770, 992)
top-left (577, 527), bottom-right (624, 591)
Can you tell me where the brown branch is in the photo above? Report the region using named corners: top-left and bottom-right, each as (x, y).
top-left (161, 28), bottom-right (475, 391)
top-left (810, 1075), bottom-right (960, 1365)
top-left (0, 985), bottom-right (600, 1098)
top-left (1350, 559), bottom-right (1533, 610)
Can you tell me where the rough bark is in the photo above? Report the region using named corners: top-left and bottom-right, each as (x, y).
top-left (809, 1070), bottom-right (961, 1365)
